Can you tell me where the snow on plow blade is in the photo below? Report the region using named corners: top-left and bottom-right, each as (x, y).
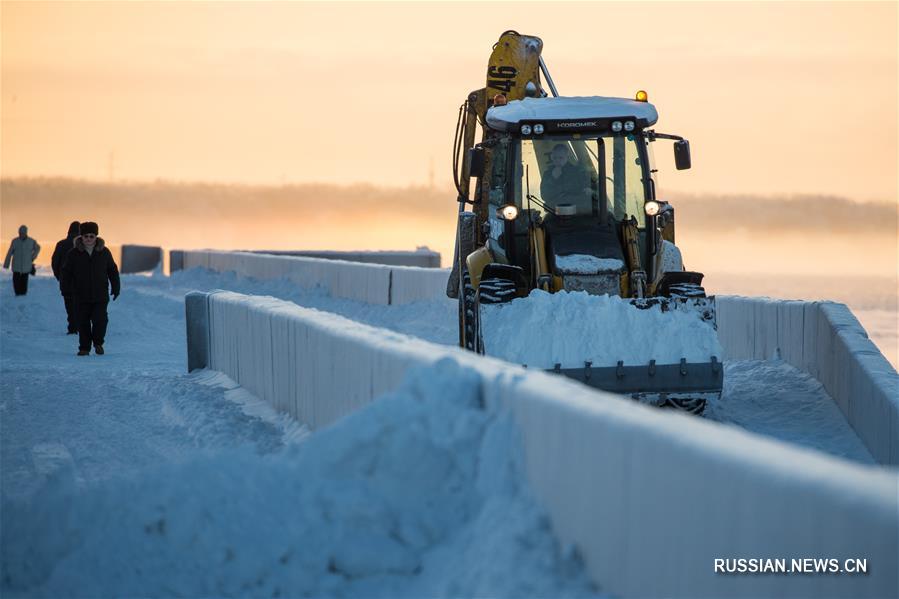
top-left (630, 295), bottom-right (717, 326)
top-left (480, 291), bottom-right (724, 412)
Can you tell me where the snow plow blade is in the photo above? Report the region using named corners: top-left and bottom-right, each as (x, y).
top-left (548, 296), bottom-right (722, 414)
top-left (549, 358), bottom-right (723, 414)
top-left (478, 291), bottom-right (724, 414)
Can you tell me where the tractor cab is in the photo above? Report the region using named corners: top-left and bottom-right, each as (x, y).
top-left (475, 95), bottom-right (691, 298)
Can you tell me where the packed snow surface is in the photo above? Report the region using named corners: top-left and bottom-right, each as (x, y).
top-left (1, 272), bottom-right (598, 597)
top-left (708, 360), bottom-right (873, 463)
top-left (555, 254), bottom-right (624, 274)
top-left (481, 289), bottom-right (723, 368)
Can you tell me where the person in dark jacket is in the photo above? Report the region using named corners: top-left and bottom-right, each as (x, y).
top-left (60, 222), bottom-right (120, 356)
top-left (51, 221), bottom-right (81, 334)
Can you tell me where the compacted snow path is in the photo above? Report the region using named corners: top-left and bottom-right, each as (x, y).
top-left (708, 360), bottom-right (873, 463)
top-left (1, 271), bottom-right (304, 502)
top-left (0, 272), bottom-right (599, 598)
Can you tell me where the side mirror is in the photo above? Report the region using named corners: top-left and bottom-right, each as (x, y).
top-left (674, 140), bottom-right (691, 170)
top-left (468, 147), bottom-right (486, 178)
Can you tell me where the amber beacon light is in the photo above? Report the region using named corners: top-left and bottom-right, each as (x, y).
top-left (635, 90), bottom-right (649, 102)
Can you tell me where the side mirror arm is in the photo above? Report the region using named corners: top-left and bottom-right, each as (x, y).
top-left (645, 131), bottom-right (691, 171)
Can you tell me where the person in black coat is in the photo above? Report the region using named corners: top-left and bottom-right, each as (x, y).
top-left (51, 221), bottom-right (80, 334)
top-left (60, 222), bottom-right (121, 356)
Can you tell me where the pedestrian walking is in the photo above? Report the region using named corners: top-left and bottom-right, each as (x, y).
top-left (3, 225), bottom-right (41, 296)
top-left (60, 222), bottom-right (120, 356)
top-left (51, 221), bottom-right (81, 334)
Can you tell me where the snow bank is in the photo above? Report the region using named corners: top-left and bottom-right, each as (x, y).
top-left (176, 251), bottom-right (447, 305)
top-left (188, 290), bottom-right (898, 598)
top-left (718, 297), bottom-right (899, 466)
top-left (481, 290), bottom-right (722, 368)
top-left (2, 360), bottom-right (596, 598)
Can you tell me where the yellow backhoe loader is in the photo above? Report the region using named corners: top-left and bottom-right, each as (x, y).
top-left (447, 31), bottom-right (722, 414)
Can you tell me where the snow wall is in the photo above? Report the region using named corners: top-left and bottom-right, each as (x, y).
top-left (120, 244), bottom-right (163, 274)
top-left (248, 249), bottom-right (441, 268)
top-left (171, 249), bottom-right (441, 272)
top-left (177, 252), bottom-right (896, 464)
top-left (174, 250), bottom-right (448, 305)
top-left (187, 290), bottom-right (898, 599)
top-left (718, 297), bottom-right (899, 466)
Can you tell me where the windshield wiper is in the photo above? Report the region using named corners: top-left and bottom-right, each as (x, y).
top-left (527, 194), bottom-right (555, 215)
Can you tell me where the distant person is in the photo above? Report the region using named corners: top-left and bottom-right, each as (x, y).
top-left (540, 143), bottom-right (591, 212)
top-left (61, 222), bottom-right (120, 356)
top-left (3, 225), bottom-right (41, 296)
top-left (51, 221), bottom-right (81, 334)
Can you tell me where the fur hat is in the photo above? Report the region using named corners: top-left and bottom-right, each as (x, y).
top-left (79, 221), bottom-right (99, 236)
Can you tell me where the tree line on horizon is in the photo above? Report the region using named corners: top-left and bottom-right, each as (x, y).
top-left (2, 176), bottom-right (895, 236)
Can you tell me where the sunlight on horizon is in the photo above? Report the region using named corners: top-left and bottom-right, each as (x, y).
top-left (2, 2), bottom-right (897, 202)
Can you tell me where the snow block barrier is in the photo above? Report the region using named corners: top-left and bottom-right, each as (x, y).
top-left (249, 249), bottom-right (441, 268)
top-left (120, 244), bottom-right (163, 274)
top-left (187, 290), bottom-right (898, 599)
top-left (718, 297), bottom-right (899, 466)
top-left (172, 250), bottom-right (448, 305)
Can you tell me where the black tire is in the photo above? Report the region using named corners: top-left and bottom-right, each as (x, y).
top-left (478, 278), bottom-right (517, 304)
top-left (664, 396), bottom-right (707, 416)
top-left (667, 283), bottom-right (707, 298)
top-left (459, 269), bottom-right (482, 353)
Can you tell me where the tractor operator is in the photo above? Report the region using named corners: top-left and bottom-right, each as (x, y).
top-left (540, 143), bottom-right (592, 213)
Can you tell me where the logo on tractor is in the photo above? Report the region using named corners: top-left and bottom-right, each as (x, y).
top-left (558, 121), bottom-right (599, 128)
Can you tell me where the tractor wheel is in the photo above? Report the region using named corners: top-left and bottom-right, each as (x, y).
top-left (459, 269), bottom-right (483, 353)
top-left (478, 278), bottom-right (517, 304)
top-left (664, 396), bottom-right (707, 416)
top-left (668, 283), bottom-right (706, 298)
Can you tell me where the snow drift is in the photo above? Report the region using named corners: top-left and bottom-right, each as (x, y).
top-left (1, 360), bottom-right (597, 598)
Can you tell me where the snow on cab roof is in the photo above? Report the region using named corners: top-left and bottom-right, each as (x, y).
top-left (486, 96), bottom-right (659, 131)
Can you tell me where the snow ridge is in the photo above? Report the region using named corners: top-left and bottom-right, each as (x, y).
top-left (2, 360), bottom-right (599, 598)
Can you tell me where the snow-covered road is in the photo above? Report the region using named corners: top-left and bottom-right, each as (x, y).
top-left (1, 272), bottom-right (303, 502)
top-left (0, 267), bottom-right (874, 595)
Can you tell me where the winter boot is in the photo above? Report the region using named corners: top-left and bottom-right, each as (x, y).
top-left (77, 349), bottom-right (90, 356)
top-left (94, 345), bottom-right (104, 355)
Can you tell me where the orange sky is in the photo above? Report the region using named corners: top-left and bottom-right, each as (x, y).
top-left (2, 1), bottom-right (897, 202)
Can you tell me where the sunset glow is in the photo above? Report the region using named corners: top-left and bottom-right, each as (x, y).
top-left (2, 2), bottom-right (896, 201)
